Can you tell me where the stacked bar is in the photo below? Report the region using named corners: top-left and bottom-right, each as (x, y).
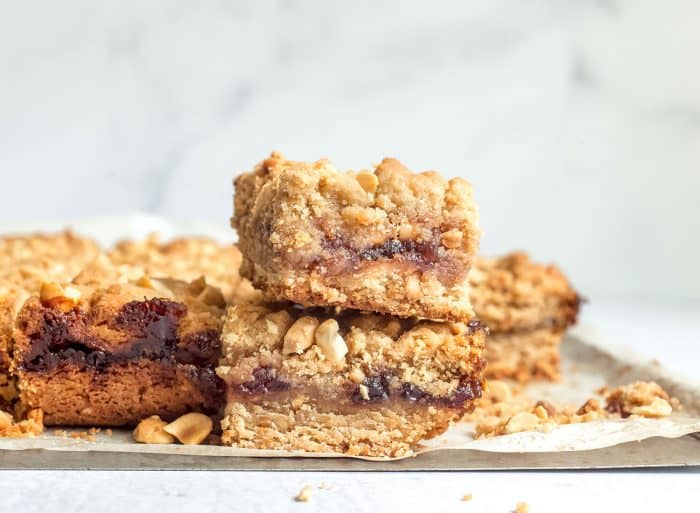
top-left (470, 252), bottom-right (580, 382)
top-left (219, 153), bottom-right (486, 457)
top-left (232, 152), bottom-right (480, 321)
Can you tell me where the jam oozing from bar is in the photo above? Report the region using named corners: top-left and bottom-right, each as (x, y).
top-left (19, 299), bottom-right (221, 374)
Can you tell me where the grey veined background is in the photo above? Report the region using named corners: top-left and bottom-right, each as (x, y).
top-left (1, 0), bottom-right (698, 303)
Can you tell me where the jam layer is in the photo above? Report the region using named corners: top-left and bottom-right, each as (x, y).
top-left (228, 365), bottom-right (484, 413)
top-left (19, 298), bottom-right (221, 373)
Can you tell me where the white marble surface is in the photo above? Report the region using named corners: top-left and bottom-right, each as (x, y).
top-left (1, 468), bottom-right (697, 513)
top-left (1, 0), bottom-right (699, 303)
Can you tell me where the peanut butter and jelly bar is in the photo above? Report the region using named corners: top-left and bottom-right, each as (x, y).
top-left (232, 153), bottom-right (481, 322)
top-left (13, 275), bottom-right (226, 426)
top-left (470, 252), bottom-right (580, 381)
top-left (217, 304), bottom-right (486, 457)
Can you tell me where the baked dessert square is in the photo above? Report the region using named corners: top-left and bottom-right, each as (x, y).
top-left (217, 304), bottom-right (486, 457)
top-left (470, 252), bottom-right (580, 381)
top-left (13, 275), bottom-right (226, 426)
top-left (232, 153), bottom-right (481, 322)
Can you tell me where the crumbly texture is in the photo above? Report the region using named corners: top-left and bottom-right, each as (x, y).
top-left (0, 285), bottom-right (29, 407)
top-left (13, 276), bottom-right (226, 426)
top-left (0, 231), bottom-right (102, 291)
top-left (217, 304), bottom-right (486, 457)
top-left (603, 381), bottom-right (678, 418)
top-left (0, 408), bottom-right (43, 437)
top-left (107, 235), bottom-right (260, 304)
top-left (470, 252), bottom-right (580, 381)
top-left (485, 328), bottom-right (564, 382)
top-left (0, 231), bottom-right (101, 419)
top-left (232, 152), bottom-right (481, 322)
top-left (467, 380), bottom-right (679, 438)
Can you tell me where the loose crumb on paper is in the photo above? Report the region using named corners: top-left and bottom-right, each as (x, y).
top-left (461, 493), bottom-right (473, 501)
top-left (466, 380), bottom-right (680, 438)
top-left (295, 485), bottom-right (313, 502)
top-left (514, 501), bottom-right (529, 513)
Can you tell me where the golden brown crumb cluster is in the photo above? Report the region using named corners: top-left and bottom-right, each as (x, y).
top-left (0, 407), bottom-right (43, 437)
top-left (468, 380), bottom-right (679, 438)
top-left (470, 252), bottom-right (580, 382)
top-left (233, 152), bottom-right (481, 322)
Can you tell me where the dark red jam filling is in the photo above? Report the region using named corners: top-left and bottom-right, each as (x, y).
top-left (357, 237), bottom-right (441, 265)
top-left (320, 231), bottom-right (442, 272)
top-left (235, 367), bottom-right (290, 394)
top-left (300, 226), bottom-right (469, 284)
top-left (350, 372), bottom-right (483, 408)
top-left (20, 299), bottom-right (221, 374)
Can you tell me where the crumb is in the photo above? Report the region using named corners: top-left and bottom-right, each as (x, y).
top-left (461, 493), bottom-right (473, 501)
top-left (53, 429), bottom-right (67, 438)
top-left (69, 430), bottom-right (96, 442)
top-left (105, 429), bottom-right (113, 436)
top-left (0, 409), bottom-right (44, 438)
top-left (318, 483), bottom-right (332, 490)
top-left (604, 381), bottom-right (677, 418)
top-left (466, 380), bottom-right (680, 437)
top-left (514, 502), bottom-right (529, 513)
top-left (294, 485), bottom-right (313, 503)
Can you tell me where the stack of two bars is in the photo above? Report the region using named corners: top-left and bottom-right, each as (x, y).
top-left (217, 153), bottom-right (488, 457)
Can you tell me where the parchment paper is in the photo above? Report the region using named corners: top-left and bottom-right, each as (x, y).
top-left (1, 214), bottom-right (698, 463)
